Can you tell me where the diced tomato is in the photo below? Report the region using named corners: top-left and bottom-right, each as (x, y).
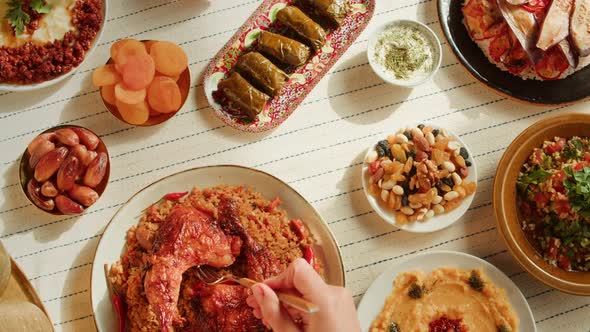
top-left (266, 197), bottom-right (281, 212)
top-left (545, 138), bottom-right (566, 154)
top-left (289, 219), bottom-right (308, 240)
top-left (557, 254), bottom-right (571, 270)
top-left (535, 47), bottom-right (570, 80)
top-left (547, 238), bottom-right (560, 260)
top-left (531, 148), bottom-right (544, 165)
top-left (554, 200), bottom-right (572, 215)
top-left (533, 192), bottom-right (550, 208)
top-left (522, 0), bottom-right (549, 12)
top-left (489, 33), bottom-right (511, 61)
top-left (553, 170), bottom-right (567, 182)
top-left (369, 159), bottom-right (381, 175)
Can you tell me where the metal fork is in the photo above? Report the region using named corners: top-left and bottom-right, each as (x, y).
top-left (196, 265), bottom-right (320, 314)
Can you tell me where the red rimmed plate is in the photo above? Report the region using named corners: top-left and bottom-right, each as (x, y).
top-left (202, 0), bottom-right (374, 132)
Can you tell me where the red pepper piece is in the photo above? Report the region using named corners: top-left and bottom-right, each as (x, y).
top-left (303, 246), bottom-right (315, 266)
top-left (164, 191), bottom-right (188, 201)
top-left (289, 219), bottom-right (308, 240)
top-left (112, 293), bottom-right (127, 332)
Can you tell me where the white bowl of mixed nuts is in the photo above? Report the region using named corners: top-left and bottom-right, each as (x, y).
top-left (362, 124), bottom-right (478, 233)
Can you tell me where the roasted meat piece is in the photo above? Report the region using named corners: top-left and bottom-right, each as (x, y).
top-left (144, 205), bottom-right (236, 331)
top-left (570, 0), bottom-right (590, 56)
top-left (218, 197), bottom-right (282, 281)
top-left (497, 0), bottom-right (544, 63)
top-left (536, 0), bottom-right (573, 51)
top-left (192, 284), bottom-right (267, 332)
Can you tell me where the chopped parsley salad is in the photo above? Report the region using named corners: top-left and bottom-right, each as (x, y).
top-left (517, 136), bottom-right (590, 272)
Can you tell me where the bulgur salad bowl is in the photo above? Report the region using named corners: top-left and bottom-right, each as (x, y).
top-left (362, 124), bottom-right (478, 233)
top-left (494, 113), bottom-right (590, 295)
top-left (91, 165), bottom-right (344, 332)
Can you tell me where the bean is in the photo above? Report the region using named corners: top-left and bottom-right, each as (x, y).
top-left (426, 209), bottom-right (435, 218)
top-left (433, 204), bottom-right (445, 214)
top-left (381, 190), bottom-right (389, 202)
top-left (411, 127), bottom-right (424, 138)
top-left (365, 150), bottom-right (378, 163)
top-left (433, 195), bottom-right (443, 204)
top-left (444, 191), bottom-right (460, 201)
top-left (392, 185), bottom-right (404, 195)
top-left (426, 132), bottom-right (435, 145)
top-left (443, 161), bottom-right (456, 172)
top-left (401, 207), bottom-right (414, 215)
top-left (409, 202), bottom-right (422, 209)
top-left (382, 180), bottom-right (396, 190)
top-left (395, 133), bottom-right (409, 143)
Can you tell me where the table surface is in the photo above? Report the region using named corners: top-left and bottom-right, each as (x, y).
top-left (0, 0), bottom-right (589, 331)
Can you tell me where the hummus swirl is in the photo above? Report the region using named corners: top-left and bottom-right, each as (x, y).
top-left (370, 267), bottom-right (518, 332)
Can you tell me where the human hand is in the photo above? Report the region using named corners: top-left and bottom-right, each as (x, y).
top-left (246, 258), bottom-right (361, 332)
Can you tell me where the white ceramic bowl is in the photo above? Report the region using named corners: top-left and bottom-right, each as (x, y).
top-left (361, 125), bottom-right (478, 233)
top-left (0, 0), bottom-right (108, 92)
top-left (367, 19), bottom-right (442, 87)
top-left (357, 251), bottom-right (537, 332)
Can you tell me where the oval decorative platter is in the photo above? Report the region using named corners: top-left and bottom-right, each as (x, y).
top-left (202, 0), bottom-right (375, 132)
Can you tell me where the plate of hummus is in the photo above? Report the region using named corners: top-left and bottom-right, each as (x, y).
top-left (438, 0), bottom-right (590, 104)
top-left (357, 251), bottom-right (536, 332)
top-left (0, 0), bottom-right (106, 91)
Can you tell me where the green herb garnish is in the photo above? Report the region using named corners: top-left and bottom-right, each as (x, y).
top-left (498, 325), bottom-right (511, 332)
top-left (467, 271), bottom-right (484, 292)
top-left (389, 322), bottom-right (400, 332)
top-left (4, 0), bottom-right (51, 36)
top-left (517, 167), bottom-right (551, 194)
top-left (564, 166), bottom-right (590, 218)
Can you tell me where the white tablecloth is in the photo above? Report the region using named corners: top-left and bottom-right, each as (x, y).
top-left (0, 0), bottom-right (589, 331)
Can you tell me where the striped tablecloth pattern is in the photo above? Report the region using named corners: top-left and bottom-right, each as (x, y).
top-left (0, 0), bottom-right (589, 331)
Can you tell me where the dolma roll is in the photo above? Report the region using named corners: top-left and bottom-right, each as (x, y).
top-left (258, 31), bottom-right (311, 66)
top-left (217, 72), bottom-right (269, 120)
top-left (298, 0), bottom-right (349, 25)
top-left (235, 52), bottom-right (289, 96)
top-left (276, 6), bottom-right (327, 52)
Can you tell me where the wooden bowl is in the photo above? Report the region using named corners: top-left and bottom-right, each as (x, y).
top-left (19, 125), bottom-right (110, 216)
top-left (100, 40), bottom-right (191, 127)
top-left (493, 113), bottom-right (590, 295)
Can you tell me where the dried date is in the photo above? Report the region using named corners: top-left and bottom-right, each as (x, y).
top-left (27, 132), bottom-right (56, 153)
top-left (34, 147), bottom-right (68, 182)
top-left (68, 185), bottom-right (99, 207)
top-left (55, 195), bottom-right (84, 215)
top-left (40, 181), bottom-right (58, 197)
top-left (27, 179), bottom-right (55, 211)
top-left (71, 127), bottom-right (99, 151)
top-left (83, 152), bottom-right (108, 188)
top-left (29, 140), bottom-right (55, 169)
top-left (67, 144), bottom-right (90, 166)
top-left (54, 128), bottom-right (80, 146)
top-left (56, 156), bottom-right (81, 191)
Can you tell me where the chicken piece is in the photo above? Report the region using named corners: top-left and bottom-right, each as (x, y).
top-left (217, 197), bottom-right (281, 281)
top-left (144, 205), bottom-right (236, 331)
top-left (536, 0), bottom-right (573, 51)
top-left (571, 0), bottom-right (590, 56)
top-left (192, 284), bottom-right (267, 332)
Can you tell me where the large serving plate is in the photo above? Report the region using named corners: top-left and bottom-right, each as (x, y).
top-left (357, 251), bottom-right (536, 332)
top-left (90, 165), bottom-right (344, 331)
top-left (0, 0), bottom-right (108, 92)
top-left (202, 0), bottom-right (374, 132)
top-left (437, 0), bottom-right (590, 105)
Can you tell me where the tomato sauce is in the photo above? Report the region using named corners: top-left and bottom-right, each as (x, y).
top-left (429, 316), bottom-right (467, 332)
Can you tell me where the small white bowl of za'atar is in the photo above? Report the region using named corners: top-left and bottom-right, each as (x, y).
top-left (367, 20), bottom-right (442, 87)
top-left (362, 124), bottom-right (478, 233)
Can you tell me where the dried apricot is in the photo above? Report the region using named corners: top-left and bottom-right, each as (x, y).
top-left (122, 53), bottom-right (156, 90)
top-left (114, 83), bottom-right (146, 105)
top-left (112, 39), bottom-right (147, 67)
top-left (116, 100), bottom-right (150, 125)
top-left (101, 85), bottom-right (116, 105)
top-left (147, 76), bottom-right (181, 113)
top-left (150, 41), bottom-right (188, 77)
top-left (92, 64), bottom-right (120, 87)
top-left (143, 40), bottom-right (158, 53)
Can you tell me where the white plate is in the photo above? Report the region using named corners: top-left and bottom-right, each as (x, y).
top-left (90, 165), bottom-right (344, 332)
top-left (357, 251), bottom-right (536, 332)
top-left (0, 0), bottom-right (108, 92)
top-left (361, 125), bottom-right (477, 233)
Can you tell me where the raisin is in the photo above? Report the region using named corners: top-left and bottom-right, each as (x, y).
top-left (376, 145), bottom-right (386, 158)
top-left (401, 195), bottom-right (409, 207)
top-left (432, 129), bottom-right (440, 137)
top-left (465, 160), bottom-right (472, 167)
top-left (417, 124), bottom-right (425, 129)
top-left (377, 140), bottom-right (393, 159)
top-left (498, 325), bottom-right (511, 332)
top-left (460, 147), bottom-right (469, 160)
top-left (468, 271), bottom-right (484, 291)
top-left (408, 283), bottom-right (423, 299)
top-left (442, 177), bottom-right (454, 188)
top-left (407, 150), bottom-right (416, 159)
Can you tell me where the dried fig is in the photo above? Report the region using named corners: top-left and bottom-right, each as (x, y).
top-left (56, 156), bottom-right (80, 191)
top-left (83, 152), bottom-right (108, 188)
top-left (27, 132), bottom-right (56, 153)
top-left (54, 128), bottom-right (80, 146)
top-left (55, 195), bottom-right (84, 215)
top-left (71, 127), bottom-right (100, 151)
top-left (68, 185), bottom-right (99, 207)
top-left (40, 181), bottom-right (58, 198)
top-left (34, 147), bottom-right (68, 182)
top-left (27, 179), bottom-right (55, 211)
top-left (29, 140), bottom-right (55, 169)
